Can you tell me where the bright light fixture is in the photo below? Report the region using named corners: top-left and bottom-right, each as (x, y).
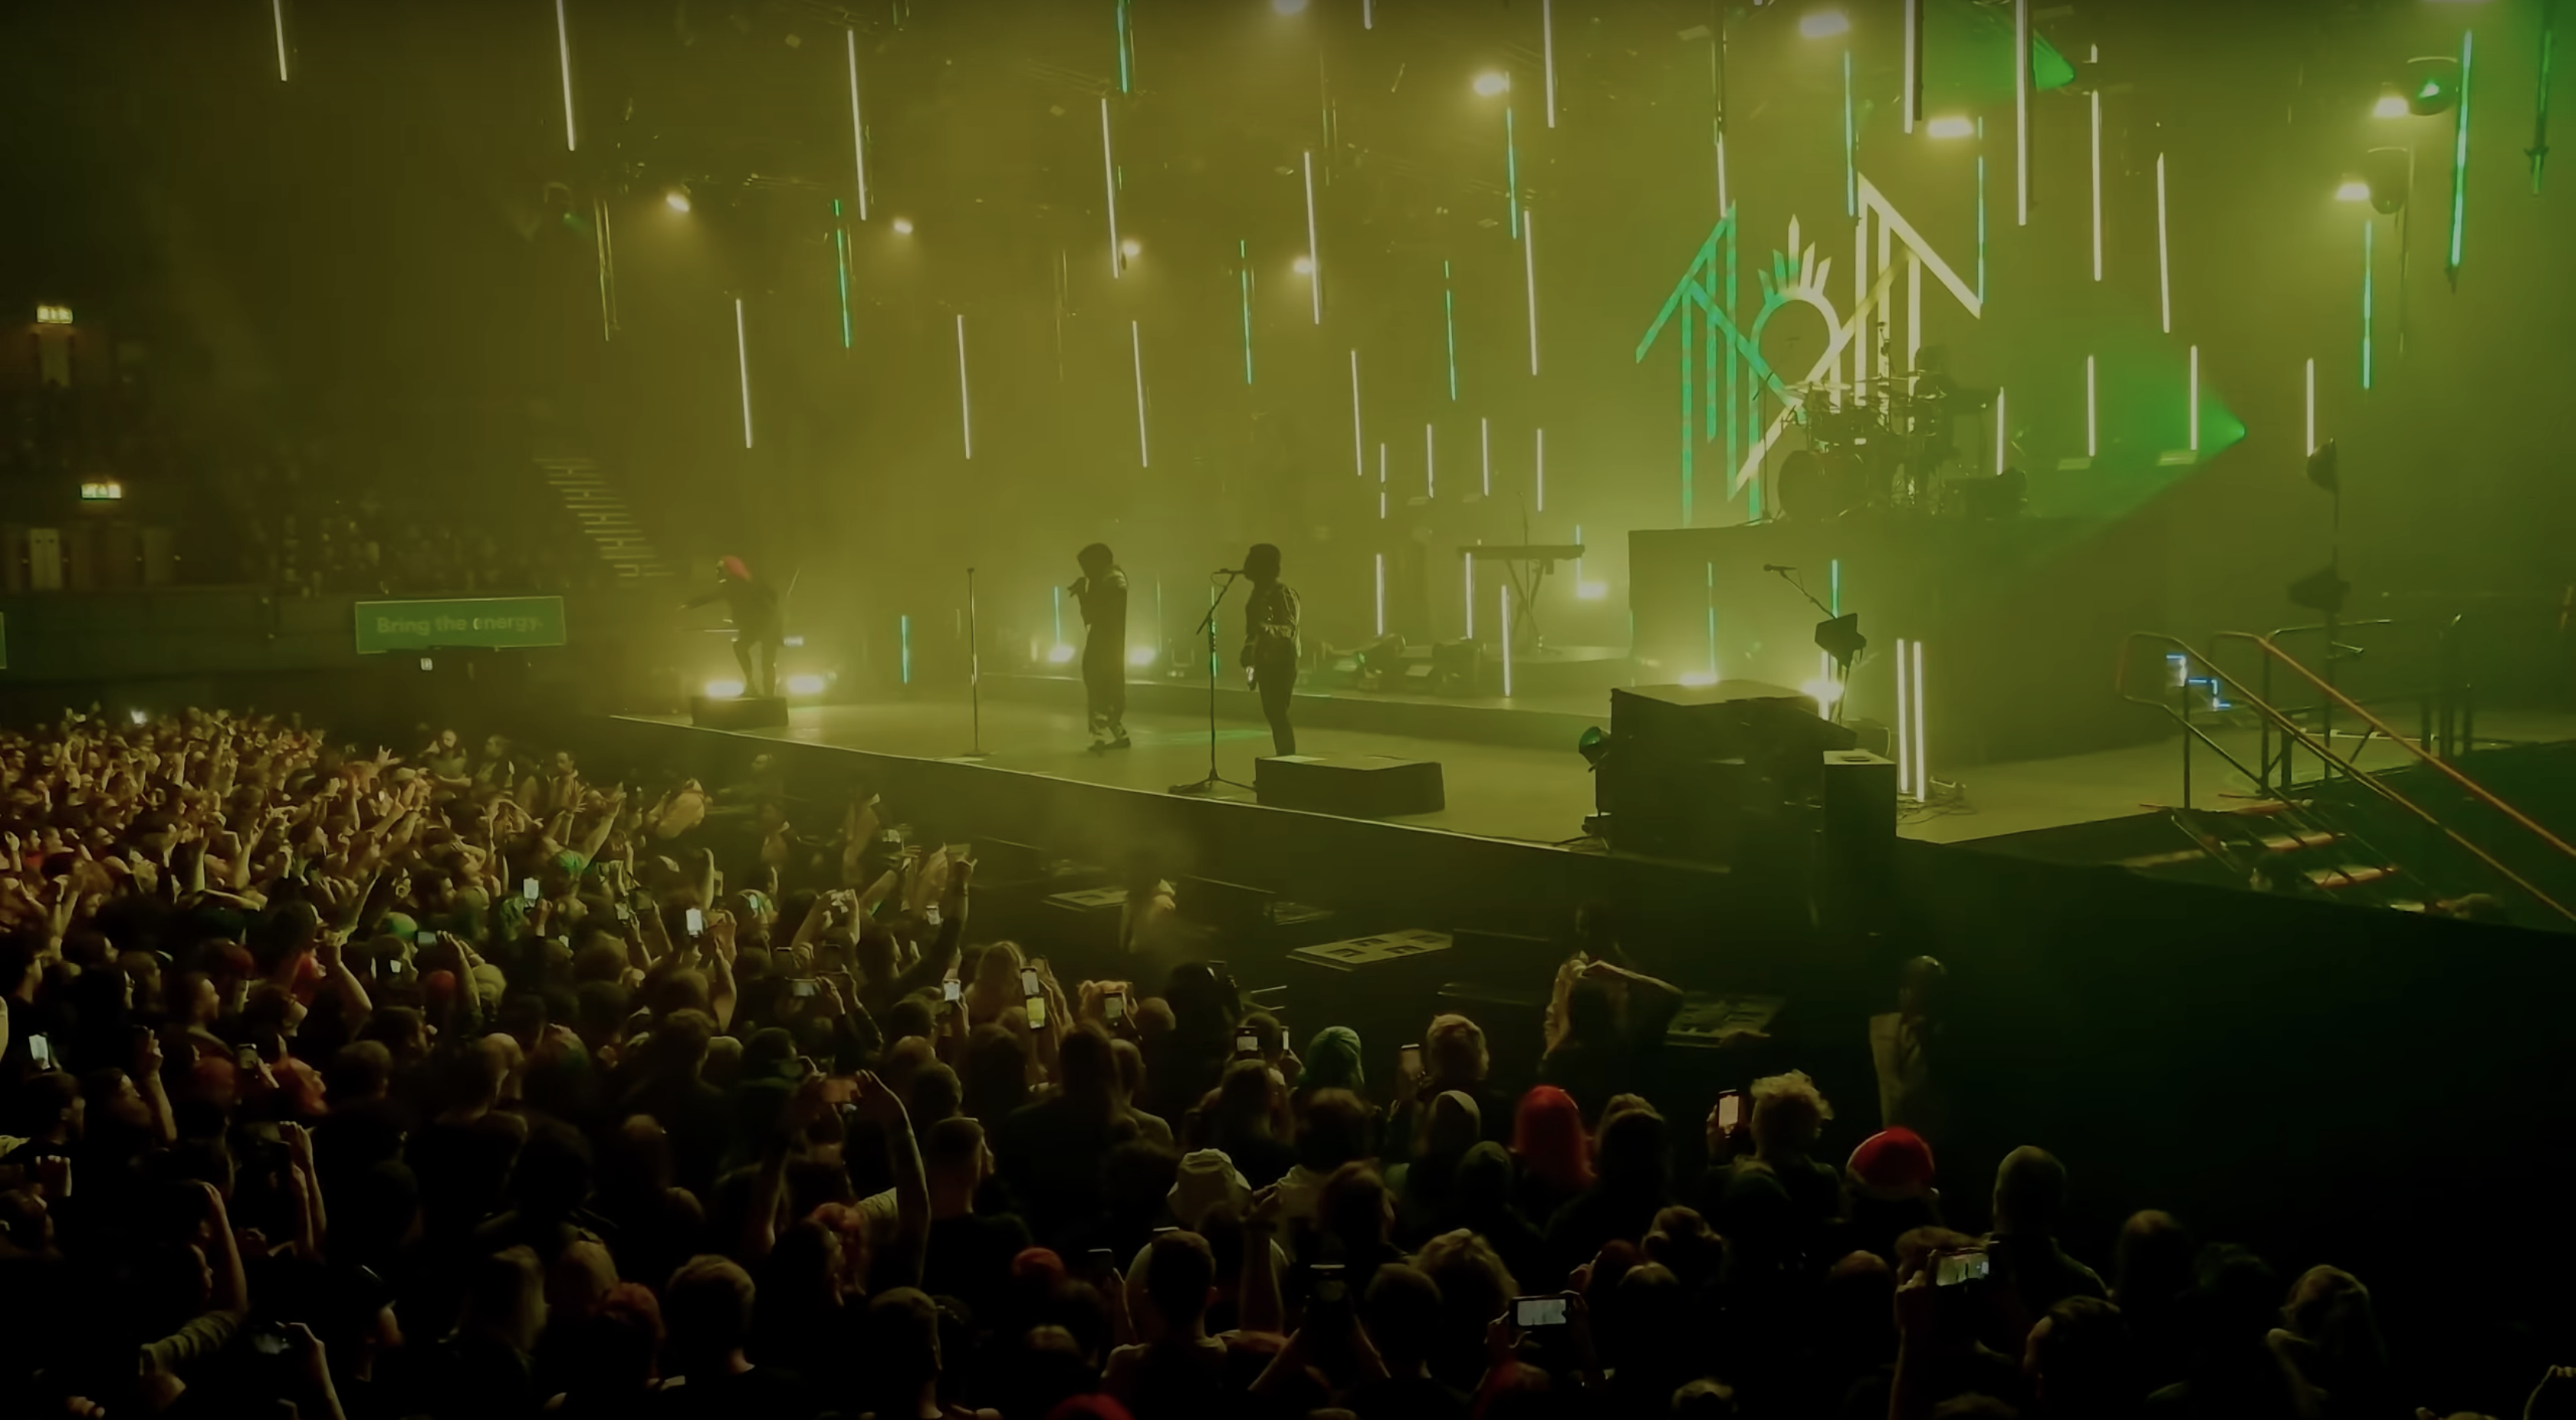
top-left (1273, 0), bottom-right (1309, 12)
top-left (1046, 644), bottom-right (1077, 665)
top-left (1926, 116), bottom-right (1974, 139)
top-left (1799, 676), bottom-right (1846, 708)
top-left (1799, 8), bottom-right (1851, 40)
top-left (1677, 671), bottom-right (1720, 688)
top-left (129, 708), bottom-right (148, 725)
top-left (1127, 645), bottom-right (1158, 667)
top-left (2334, 179), bottom-right (2372, 202)
top-left (665, 189), bottom-right (691, 213)
top-left (79, 479), bottom-right (123, 501)
top-left (35, 304), bottom-right (73, 324)
top-left (892, 217), bottom-right (915, 235)
top-left (1472, 71), bottom-right (1511, 97)
top-left (784, 673), bottom-right (827, 696)
top-left (704, 678), bottom-right (747, 698)
top-left (1120, 237), bottom-right (1142, 259)
top-left (2373, 92), bottom-right (2411, 119)
top-left (1576, 580), bottom-right (1609, 601)
top-left (1292, 255), bottom-right (1316, 274)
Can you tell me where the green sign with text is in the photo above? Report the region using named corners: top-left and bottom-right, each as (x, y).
top-left (354, 596), bottom-right (567, 653)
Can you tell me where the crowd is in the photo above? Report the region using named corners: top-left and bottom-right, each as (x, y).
top-left (215, 453), bottom-right (613, 597)
top-left (0, 708), bottom-right (2559, 1420)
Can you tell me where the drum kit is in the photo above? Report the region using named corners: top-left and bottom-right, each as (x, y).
top-left (1771, 373), bottom-right (1996, 521)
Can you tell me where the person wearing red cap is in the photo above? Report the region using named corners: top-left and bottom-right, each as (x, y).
top-left (683, 557), bottom-right (786, 698)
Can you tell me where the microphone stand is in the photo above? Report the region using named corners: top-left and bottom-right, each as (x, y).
top-left (1769, 565), bottom-right (1858, 725)
top-left (1169, 571), bottom-right (1256, 797)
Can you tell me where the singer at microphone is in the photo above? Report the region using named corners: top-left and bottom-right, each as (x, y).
top-left (1237, 543), bottom-right (1303, 758)
top-left (1071, 543), bottom-right (1131, 752)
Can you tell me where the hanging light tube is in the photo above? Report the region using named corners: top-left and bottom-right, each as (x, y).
top-left (1375, 554), bottom-right (1386, 636)
top-left (1443, 261), bottom-right (1459, 400)
top-left (1543, 0), bottom-right (1559, 128)
top-left (1500, 587), bottom-right (1516, 696)
top-left (2085, 357), bottom-right (2097, 457)
top-left (1523, 209), bottom-right (1541, 376)
top-left (1480, 416), bottom-right (1493, 496)
top-left (2089, 89), bottom-right (2103, 281)
top-left (272, 0), bottom-right (290, 81)
top-left (2448, 30), bottom-right (2473, 281)
top-left (1904, 0), bottom-right (1919, 133)
top-left (2156, 153), bottom-right (2171, 332)
top-left (1424, 423), bottom-right (1436, 498)
top-left (1912, 640), bottom-right (1928, 800)
top-left (1303, 151), bottom-right (1324, 324)
top-left (1349, 351), bottom-right (1364, 475)
top-left (555, 0), bottom-right (577, 151)
top-left (955, 315), bottom-right (973, 459)
top-left (734, 298), bottom-right (753, 449)
top-left (2015, 0), bottom-right (2031, 225)
top-left (1101, 99), bottom-right (1123, 278)
top-left (1896, 639), bottom-right (1912, 797)
top-left (2305, 358), bottom-right (2317, 455)
top-left (2190, 345), bottom-right (2202, 451)
top-left (1535, 427), bottom-right (1547, 510)
top-left (2361, 222), bottom-right (2374, 391)
top-left (1994, 389), bottom-right (2008, 473)
top-left (1131, 321), bottom-right (1150, 467)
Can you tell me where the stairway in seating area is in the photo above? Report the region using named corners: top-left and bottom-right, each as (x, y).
top-left (2120, 799), bottom-right (2426, 911)
top-left (537, 456), bottom-right (673, 580)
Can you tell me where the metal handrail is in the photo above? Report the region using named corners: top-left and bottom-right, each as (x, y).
top-left (2118, 632), bottom-right (2576, 923)
top-left (2215, 631), bottom-right (2576, 873)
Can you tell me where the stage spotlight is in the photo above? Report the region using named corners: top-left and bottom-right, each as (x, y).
top-left (1926, 116), bottom-right (1975, 139)
top-left (128, 708), bottom-right (148, 725)
top-left (1273, 0), bottom-right (1309, 12)
top-left (1472, 71), bottom-right (1511, 97)
top-left (1576, 580), bottom-right (1609, 600)
top-left (1127, 645), bottom-right (1158, 668)
top-left (2373, 88), bottom-right (2410, 120)
top-left (1799, 676), bottom-right (1846, 710)
top-left (2406, 56), bottom-right (2461, 116)
top-left (1046, 643), bottom-right (1077, 665)
top-left (2334, 178), bottom-right (2371, 202)
top-left (665, 188), bottom-right (692, 213)
top-left (704, 677), bottom-right (747, 698)
top-left (892, 217), bottom-right (915, 235)
top-left (1677, 671), bottom-right (1721, 688)
top-left (1292, 255), bottom-right (1316, 274)
top-left (1577, 725), bottom-right (1612, 768)
top-left (1799, 8), bottom-right (1852, 40)
top-left (1121, 237), bottom-right (1142, 260)
top-left (784, 673), bottom-right (827, 696)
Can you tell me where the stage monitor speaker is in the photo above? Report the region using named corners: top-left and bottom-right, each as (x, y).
top-left (1284, 929), bottom-right (1456, 1074)
top-left (1430, 639), bottom-right (1484, 694)
top-left (1817, 749), bottom-right (1898, 927)
top-left (689, 695), bottom-right (788, 730)
top-left (1257, 754), bottom-right (1446, 817)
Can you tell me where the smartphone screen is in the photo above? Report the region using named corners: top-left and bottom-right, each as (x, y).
top-left (1279, 1028), bottom-right (1294, 1054)
top-left (1105, 993), bottom-right (1128, 1021)
top-left (684, 907), bottom-right (705, 936)
top-left (1020, 968), bottom-right (1042, 998)
top-left (1513, 1295), bottom-right (1569, 1328)
top-left (1027, 997), bottom-right (1049, 1029)
top-left (1716, 1091), bottom-right (1744, 1132)
top-left (521, 877), bottom-right (540, 902)
top-left (1234, 1031), bottom-right (1262, 1057)
top-left (235, 1046), bottom-right (261, 1073)
top-left (1934, 1251), bottom-right (1990, 1287)
top-left (941, 978), bottom-right (963, 1003)
top-left (788, 978), bottom-right (819, 998)
top-left (25, 1034), bottom-right (54, 1070)
top-left (415, 929), bottom-right (437, 947)
top-left (1400, 1044), bottom-right (1424, 1076)
top-left (613, 902), bottom-right (633, 922)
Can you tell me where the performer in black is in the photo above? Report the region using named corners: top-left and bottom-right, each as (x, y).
top-left (682, 556), bottom-right (784, 698)
top-left (1072, 542), bottom-right (1131, 751)
top-left (1239, 542), bottom-right (1302, 757)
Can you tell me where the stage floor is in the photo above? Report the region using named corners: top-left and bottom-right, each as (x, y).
top-left (626, 697), bottom-right (2576, 849)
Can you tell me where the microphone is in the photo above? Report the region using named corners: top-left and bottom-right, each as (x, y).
top-left (1214, 567), bottom-right (1245, 575)
top-left (1762, 564), bottom-right (1798, 573)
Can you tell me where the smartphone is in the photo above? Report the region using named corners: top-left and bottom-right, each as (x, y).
top-left (1105, 992), bottom-right (1129, 1022)
top-left (235, 1045), bottom-right (261, 1073)
top-left (922, 903), bottom-right (942, 927)
top-left (1020, 968), bottom-right (1043, 998)
top-left (788, 978), bottom-right (819, 999)
top-left (250, 1326), bottom-right (292, 1358)
top-left (1934, 1250), bottom-right (1990, 1287)
top-left (685, 907), bottom-right (705, 936)
top-left (941, 978), bottom-right (963, 1004)
top-left (1234, 1031), bottom-right (1262, 1057)
top-left (820, 1076), bottom-right (860, 1105)
top-left (1716, 1090), bottom-right (1745, 1133)
top-left (521, 877), bottom-right (540, 902)
top-left (613, 902), bottom-right (633, 922)
top-left (1400, 1044), bottom-right (1424, 1077)
top-left (416, 929), bottom-right (437, 947)
top-left (1279, 1027), bottom-right (1293, 1055)
top-left (1027, 997), bottom-right (1049, 1029)
top-left (1083, 1246), bottom-right (1117, 1278)
top-left (1309, 1261), bottom-right (1349, 1309)
top-left (1513, 1295), bottom-right (1570, 1329)
top-left (25, 1034), bottom-right (54, 1070)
